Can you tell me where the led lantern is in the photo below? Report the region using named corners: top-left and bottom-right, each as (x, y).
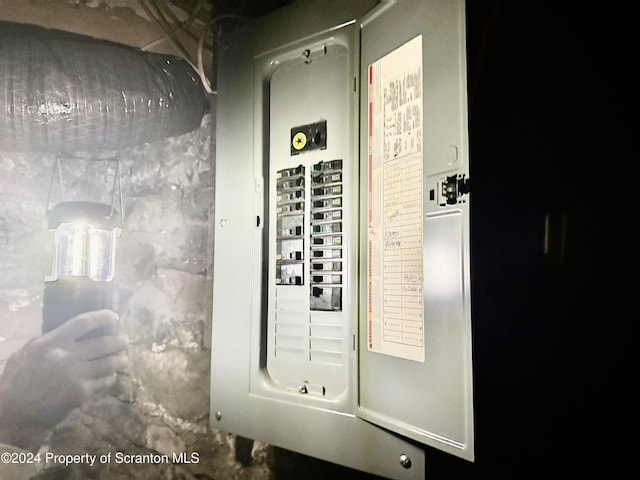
top-left (46, 203), bottom-right (121, 283)
top-left (42, 157), bottom-right (125, 334)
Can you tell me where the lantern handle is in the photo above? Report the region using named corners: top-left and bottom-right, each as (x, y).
top-left (110, 159), bottom-right (125, 226)
top-left (46, 156), bottom-right (65, 210)
top-left (45, 156), bottom-right (125, 227)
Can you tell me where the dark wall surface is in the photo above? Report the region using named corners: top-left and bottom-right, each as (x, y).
top-left (427, 1), bottom-right (632, 478)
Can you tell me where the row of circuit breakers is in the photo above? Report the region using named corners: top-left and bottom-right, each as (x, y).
top-left (276, 158), bottom-right (343, 312)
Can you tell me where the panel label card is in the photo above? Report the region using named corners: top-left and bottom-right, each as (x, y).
top-left (367, 36), bottom-right (424, 362)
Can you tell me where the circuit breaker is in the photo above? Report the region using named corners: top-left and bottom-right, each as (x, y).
top-left (211, 1), bottom-right (473, 478)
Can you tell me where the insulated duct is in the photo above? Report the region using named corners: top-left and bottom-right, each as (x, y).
top-left (0, 21), bottom-right (209, 153)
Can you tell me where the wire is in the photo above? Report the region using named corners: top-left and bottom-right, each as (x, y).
top-left (195, 14), bottom-right (246, 95)
top-left (139, 0), bottom-right (198, 69)
top-left (197, 14), bottom-right (247, 95)
top-left (154, 0), bottom-right (213, 51)
top-left (184, 0), bottom-right (205, 29)
top-left (140, 0), bottom-right (246, 96)
top-left (197, 16), bottom-right (214, 93)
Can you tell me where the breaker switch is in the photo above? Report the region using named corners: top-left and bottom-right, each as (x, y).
top-left (312, 261), bottom-right (342, 272)
top-left (310, 286), bottom-right (342, 311)
top-left (276, 166), bottom-right (305, 286)
top-left (312, 222), bottom-right (342, 234)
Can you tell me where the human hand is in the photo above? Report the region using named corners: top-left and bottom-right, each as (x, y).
top-left (0, 309), bottom-right (128, 451)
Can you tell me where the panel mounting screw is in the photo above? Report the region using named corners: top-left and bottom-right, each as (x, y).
top-left (219, 218), bottom-right (227, 227)
top-left (215, 411), bottom-right (222, 421)
top-left (399, 454), bottom-right (412, 469)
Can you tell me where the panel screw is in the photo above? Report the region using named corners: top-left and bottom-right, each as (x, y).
top-left (215, 411), bottom-right (222, 421)
top-left (219, 218), bottom-right (227, 227)
top-left (399, 454), bottom-right (412, 469)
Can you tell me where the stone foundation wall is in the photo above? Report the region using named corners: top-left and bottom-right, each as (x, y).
top-left (0, 112), bottom-right (273, 479)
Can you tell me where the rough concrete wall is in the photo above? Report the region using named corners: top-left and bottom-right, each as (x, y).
top-left (0, 111), bottom-right (272, 479)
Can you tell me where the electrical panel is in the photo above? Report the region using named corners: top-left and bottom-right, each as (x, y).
top-left (211, 1), bottom-right (473, 478)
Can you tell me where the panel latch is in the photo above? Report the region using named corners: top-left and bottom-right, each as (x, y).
top-left (301, 45), bottom-right (327, 63)
top-left (437, 174), bottom-right (470, 206)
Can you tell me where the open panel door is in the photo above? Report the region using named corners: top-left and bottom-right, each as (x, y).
top-left (359, 0), bottom-right (474, 462)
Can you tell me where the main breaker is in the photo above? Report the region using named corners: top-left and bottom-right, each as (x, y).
top-left (211, 1), bottom-right (473, 478)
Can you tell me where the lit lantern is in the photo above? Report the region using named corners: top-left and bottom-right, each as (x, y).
top-left (42, 158), bottom-right (125, 334)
